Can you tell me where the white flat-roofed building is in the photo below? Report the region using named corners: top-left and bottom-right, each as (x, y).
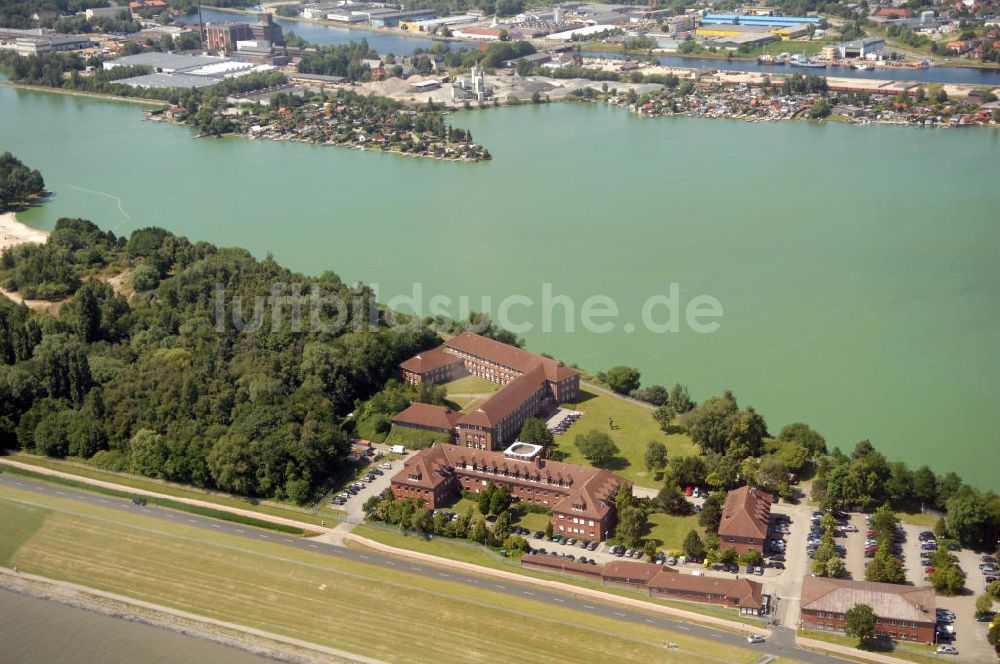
top-left (544, 24), bottom-right (618, 41)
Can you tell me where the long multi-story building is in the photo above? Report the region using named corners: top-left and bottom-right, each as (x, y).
top-left (390, 442), bottom-right (625, 540)
top-left (397, 332), bottom-right (580, 450)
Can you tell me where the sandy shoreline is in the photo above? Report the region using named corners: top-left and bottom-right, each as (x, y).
top-left (0, 569), bottom-right (370, 663)
top-left (0, 211), bottom-right (49, 252)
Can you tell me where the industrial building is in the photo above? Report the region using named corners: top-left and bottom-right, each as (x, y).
top-left (835, 37), bottom-right (885, 59)
top-left (399, 15), bottom-right (477, 33)
top-left (700, 13), bottom-right (823, 28)
top-left (103, 52), bottom-right (273, 89)
top-left (0, 28), bottom-right (93, 56)
top-left (369, 9), bottom-right (437, 28)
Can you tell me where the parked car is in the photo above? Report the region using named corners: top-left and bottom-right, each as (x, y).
top-left (843, 524), bottom-right (858, 532)
top-left (746, 634), bottom-right (765, 644)
top-left (587, 541), bottom-right (598, 551)
top-left (746, 565), bottom-right (755, 575)
top-left (976, 613), bottom-right (996, 622)
top-left (666, 556), bottom-right (677, 566)
top-left (918, 531), bottom-right (935, 541)
top-left (935, 645), bottom-right (958, 655)
top-left (769, 561), bottom-right (785, 570)
top-left (579, 539), bottom-right (590, 549)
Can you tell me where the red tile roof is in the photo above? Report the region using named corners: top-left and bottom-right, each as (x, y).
top-left (457, 365), bottom-right (549, 428)
top-left (392, 444), bottom-right (625, 522)
top-left (399, 347), bottom-right (462, 374)
top-left (718, 486), bottom-right (772, 541)
top-left (649, 571), bottom-right (764, 609)
top-left (801, 576), bottom-right (935, 622)
top-left (391, 403), bottom-right (462, 432)
top-left (445, 332), bottom-right (578, 383)
top-left (602, 560), bottom-right (671, 582)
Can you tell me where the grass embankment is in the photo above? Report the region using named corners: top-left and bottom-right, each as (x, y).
top-left (895, 510), bottom-right (939, 528)
top-left (798, 629), bottom-right (940, 664)
top-left (0, 491), bottom-right (759, 664)
top-left (4, 453), bottom-right (337, 526)
top-left (0, 465), bottom-right (315, 536)
top-left (559, 387), bottom-right (697, 488)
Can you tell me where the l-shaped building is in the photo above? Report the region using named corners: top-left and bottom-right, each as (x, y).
top-left (397, 332), bottom-right (580, 450)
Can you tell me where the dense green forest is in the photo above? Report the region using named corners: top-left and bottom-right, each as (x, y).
top-left (0, 153), bottom-right (46, 213)
top-left (0, 217), bottom-right (441, 503)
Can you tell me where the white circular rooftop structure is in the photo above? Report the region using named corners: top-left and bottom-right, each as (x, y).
top-left (503, 441), bottom-right (544, 460)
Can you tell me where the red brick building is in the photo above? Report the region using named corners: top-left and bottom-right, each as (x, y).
top-left (800, 577), bottom-right (936, 643)
top-left (649, 572), bottom-right (765, 615)
top-left (717, 485), bottom-right (772, 555)
top-left (398, 333), bottom-right (580, 450)
top-left (390, 403), bottom-right (462, 440)
top-left (518, 556), bottom-right (765, 615)
top-left (390, 443), bottom-right (626, 540)
top-left (206, 22), bottom-right (253, 52)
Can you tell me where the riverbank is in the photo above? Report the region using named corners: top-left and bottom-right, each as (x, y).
top-left (1, 81), bottom-right (169, 107)
top-left (0, 211), bottom-right (49, 252)
top-left (0, 569), bottom-right (362, 664)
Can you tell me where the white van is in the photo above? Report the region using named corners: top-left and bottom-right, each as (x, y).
top-left (389, 445), bottom-right (406, 455)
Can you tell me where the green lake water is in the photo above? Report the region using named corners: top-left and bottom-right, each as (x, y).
top-left (3, 85), bottom-right (999, 490)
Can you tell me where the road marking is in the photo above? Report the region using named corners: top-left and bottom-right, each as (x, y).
top-left (412, 567), bottom-right (424, 572)
top-left (283, 539), bottom-right (293, 544)
top-left (187, 519), bottom-right (198, 524)
top-left (523, 591), bottom-right (534, 596)
top-left (98, 499), bottom-right (108, 504)
top-left (614, 612), bottom-right (626, 617)
top-left (675, 626), bottom-right (690, 631)
top-left (385, 561), bottom-right (396, 566)
top-left (584, 605), bottom-right (595, 609)
top-left (165, 514), bottom-right (175, 519)
top-left (259, 534), bottom-right (268, 539)
top-left (14, 482), bottom-right (24, 486)
top-left (54, 491), bottom-right (66, 495)
top-left (645, 619), bottom-right (655, 623)
top-left (553, 598), bottom-right (564, 602)
top-left (495, 585), bottom-right (507, 590)
top-left (358, 555), bottom-right (370, 560)
top-left (210, 524), bottom-right (220, 529)
top-left (308, 544), bottom-right (319, 549)
top-left (235, 529), bottom-right (245, 533)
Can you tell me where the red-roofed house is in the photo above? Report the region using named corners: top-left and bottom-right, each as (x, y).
top-left (717, 485), bottom-right (772, 554)
top-left (649, 571), bottom-right (765, 615)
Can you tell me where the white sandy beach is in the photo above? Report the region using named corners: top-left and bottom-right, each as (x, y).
top-left (0, 211), bottom-right (49, 251)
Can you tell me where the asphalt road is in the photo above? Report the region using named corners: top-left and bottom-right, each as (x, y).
top-left (0, 473), bottom-right (851, 664)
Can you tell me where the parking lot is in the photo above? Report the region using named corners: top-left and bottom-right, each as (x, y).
top-left (330, 458), bottom-right (396, 523)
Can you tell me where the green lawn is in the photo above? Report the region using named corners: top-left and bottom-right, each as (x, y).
top-left (895, 510), bottom-right (939, 528)
top-left (5, 454), bottom-right (335, 526)
top-left (0, 500), bottom-right (49, 564)
top-left (798, 629), bottom-right (940, 664)
top-left (384, 423), bottom-right (451, 450)
top-left (442, 374), bottom-right (500, 395)
top-left (645, 512), bottom-right (703, 554)
top-left (558, 387), bottom-right (697, 488)
top-left (0, 490), bottom-right (758, 664)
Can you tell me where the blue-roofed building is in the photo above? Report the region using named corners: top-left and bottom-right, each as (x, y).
top-left (700, 13), bottom-right (824, 28)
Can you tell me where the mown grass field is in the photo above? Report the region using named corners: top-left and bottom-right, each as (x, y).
top-left (798, 629), bottom-right (940, 664)
top-left (384, 424), bottom-right (451, 450)
top-left (0, 489), bottom-right (760, 664)
top-left (4, 454), bottom-right (336, 526)
top-left (559, 388), bottom-right (697, 488)
top-left (646, 512), bottom-right (703, 553)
